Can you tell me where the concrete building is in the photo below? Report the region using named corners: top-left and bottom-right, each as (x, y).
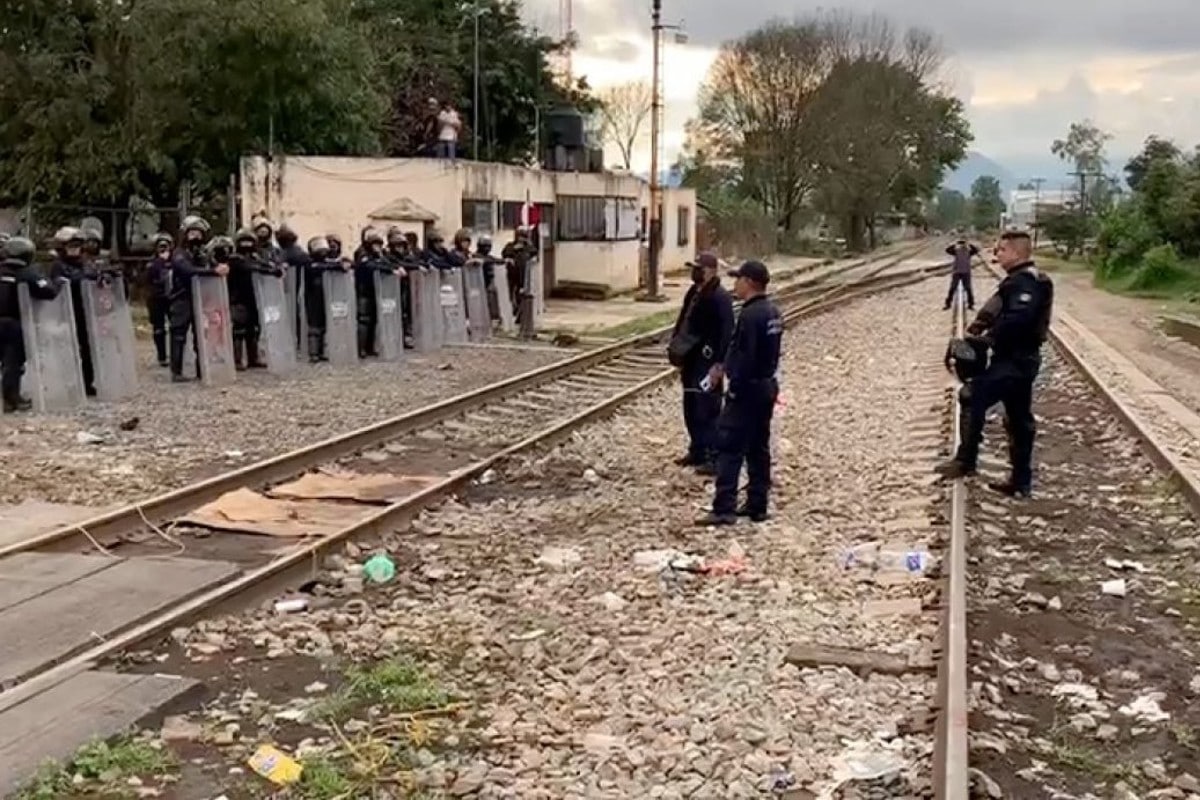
top-left (239, 156), bottom-right (696, 297)
top-left (1003, 187), bottom-right (1076, 230)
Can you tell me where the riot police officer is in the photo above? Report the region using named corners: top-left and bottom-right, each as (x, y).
top-left (304, 236), bottom-right (352, 362)
top-left (275, 224), bottom-right (308, 348)
top-left (385, 227), bottom-right (420, 346)
top-left (447, 229), bottom-right (473, 267)
top-left (501, 228), bottom-right (534, 326)
top-left (146, 232), bottom-right (174, 366)
top-left (50, 227), bottom-right (98, 397)
top-left (0, 236), bottom-right (61, 412)
top-left (474, 235), bottom-right (502, 322)
top-left (669, 251), bottom-right (734, 474)
top-left (252, 216), bottom-right (282, 264)
top-left (697, 260), bottom-right (782, 526)
top-left (936, 230), bottom-right (1053, 497)
top-left (168, 216), bottom-right (229, 382)
top-left (227, 228), bottom-right (283, 370)
top-left (354, 228), bottom-right (404, 358)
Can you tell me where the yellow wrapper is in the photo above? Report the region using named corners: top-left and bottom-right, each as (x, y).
top-left (247, 744), bottom-right (303, 785)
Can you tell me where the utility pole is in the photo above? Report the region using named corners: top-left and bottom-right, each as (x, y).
top-left (1030, 177), bottom-right (1045, 249)
top-left (472, 0), bottom-right (480, 161)
top-left (643, 0), bottom-right (665, 301)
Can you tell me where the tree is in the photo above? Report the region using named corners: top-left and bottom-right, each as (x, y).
top-left (596, 82), bottom-right (652, 169)
top-left (1040, 207), bottom-right (1089, 259)
top-left (931, 189), bottom-right (968, 230)
top-left (1125, 135), bottom-right (1181, 193)
top-left (969, 175), bottom-right (1004, 230)
top-left (1051, 119), bottom-right (1112, 175)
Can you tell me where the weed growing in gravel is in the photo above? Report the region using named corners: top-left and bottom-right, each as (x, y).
top-left (1171, 722), bottom-right (1199, 752)
top-left (314, 658), bottom-right (453, 723)
top-left (16, 736), bottom-right (175, 799)
top-left (296, 757), bottom-right (354, 799)
top-left (1049, 735), bottom-right (1140, 787)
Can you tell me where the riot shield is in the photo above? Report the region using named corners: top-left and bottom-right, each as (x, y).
top-left (322, 270), bottom-right (358, 366)
top-left (440, 269), bottom-right (468, 345)
top-left (284, 266), bottom-right (306, 354)
top-left (373, 272), bottom-right (404, 362)
top-left (191, 277), bottom-right (237, 387)
top-left (490, 266), bottom-right (515, 334)
top-left (252, 272), bottom-right (296, 375)
top-left (80, 277), bottom-right (138, 401)
top-left (17, 285), bottom-right (86, 413)
top-left (462, 261), bottom-right (491, 342)
top-left (409, 269), bottom-right (441, 353)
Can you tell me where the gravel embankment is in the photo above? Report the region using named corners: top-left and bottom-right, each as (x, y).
top-left (0, 343), bottom-right (566, 505)
top-left (139, 280), bottom-right (955, 799)
top-left (969, 350), bottom-right (1200, 798)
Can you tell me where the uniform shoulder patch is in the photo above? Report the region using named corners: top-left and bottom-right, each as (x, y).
top-left (1017, 292), bottom-right (1032, 303)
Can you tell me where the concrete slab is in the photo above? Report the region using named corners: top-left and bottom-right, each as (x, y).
top-left (0, 555), bottom-right (239, 685)
top-left (0, 669), bottom-right (197, 795)
top-left (0, 552), bottom-right (115, 612)
top-left (0, 500), bottom-right (119, 550)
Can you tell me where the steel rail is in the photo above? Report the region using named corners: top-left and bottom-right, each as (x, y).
top-left (933, 274), bottom-right (970, 799)
top-left (0, 244), bottom-right (934, 558)
top-left (0, 241), bottom-right (946, 712)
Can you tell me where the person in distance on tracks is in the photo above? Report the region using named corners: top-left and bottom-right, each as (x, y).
top-left (0, 236), bottom-right (61, 412)
top-left (168, 216), bottom-right (230, 383)
top-left (936, 229), bottom-right (1054, 498)
top-left (697, 260), bottom-right (782, 526)
top-left (146, 233), bottom-right (174, 367)
top-left (944, 237), bottom-right (979, 311)
top-left (668, 251), bottom-right (734, 475)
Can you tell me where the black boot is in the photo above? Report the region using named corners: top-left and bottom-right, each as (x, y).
top-left (246, 335), bottom-right (267, 369)
top-left (233, 338), bottom-right (246, 371)
top-left (153, 332), bottom-right (168, 367)
top-left (3, 396), bottom-right (32, 413)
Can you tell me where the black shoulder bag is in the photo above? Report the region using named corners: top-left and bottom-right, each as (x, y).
top-left (667, 292), bottom-right (702, 367)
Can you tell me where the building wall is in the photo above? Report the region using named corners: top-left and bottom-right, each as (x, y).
top-left (239, 155), bottom-right (696, 295)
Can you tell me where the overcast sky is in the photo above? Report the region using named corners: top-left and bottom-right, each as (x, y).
top-left (523, 0), bottom-right (1200, 183)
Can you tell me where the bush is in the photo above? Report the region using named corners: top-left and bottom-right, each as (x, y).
top-left (1128, 243), bottom-right (1186, 291)
top-left (1097, 205), bottom-right (1159, 280)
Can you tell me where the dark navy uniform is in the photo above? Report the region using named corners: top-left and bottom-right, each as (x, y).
top-left (950, 261), bottom-right (1053, 493)
top-left (709, 261), bottom-right (782, 522)
top-left (50, 253), bottom-right (99, 397)
top-left (0, 237), bottom-right (61, 411)
top-left (672, 253), bottom-right (734, 468)
top-left (304, 236), bottom-right (350, 362)
top-left (146, 234), bottom-right (173, 365)
top-left (353, 229), bottom-right (396, 358)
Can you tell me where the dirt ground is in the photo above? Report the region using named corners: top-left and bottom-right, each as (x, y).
top-left (968, 349), bottom-right (1200, 798)
top-left (1048, 270), bottom-right (1200, 415)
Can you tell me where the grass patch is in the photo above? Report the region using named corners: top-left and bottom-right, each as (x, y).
top-left (314, 659), bottom-right (452, 724)
top-left (1035, 254), bottom-right (1095, 274)
top-left (16, 736), bottom-right (175, 799)
top-left (590, 308), bottom-right (678, 339)
top-left (1048, 736), bottom-right (1140, 786)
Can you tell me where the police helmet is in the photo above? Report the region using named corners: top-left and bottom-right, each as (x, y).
top-left (386, 226), bottom-right (405, 246)
top-left (181, 215), bottom-right (210, 235)
top-left (207, 235), bottom-right (234, 260)
top-left (276, 224), bottom-right (297, 246)
top-left (948, 336), bottom-right (989, 383)
top-left (153, 232), bottom-right (173, 248)
top-left (251, 215), bottom-right (273, 236)
top-left (362, 227), bottom-right (384, 246)
top-left (5, 236), bottom-right (36, 265)
top-left (453, 228), bottom-right (472, 245)
top-left (426, 229), bottom-right (444, 246)
top-left (308, 236), bottom-right (330, 257)
top-left (476, 234), bottom-right (493, 249)
top-left (54, 226), bottom-right (83, 246)
top-left (81, 227), bottom-right (102, 243)
top-left (234, 227), bottom-right (257, 248)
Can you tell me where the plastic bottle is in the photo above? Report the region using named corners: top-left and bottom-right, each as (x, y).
top-left (840, 543), bottom-right (929, 575)
top-left (362, 553), bottom-right (396, 584)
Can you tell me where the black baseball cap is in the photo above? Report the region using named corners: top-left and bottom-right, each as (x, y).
top-left (687, 251), bottom-right (719, 269)
top-left (728, 260), bottom-right (770, 286)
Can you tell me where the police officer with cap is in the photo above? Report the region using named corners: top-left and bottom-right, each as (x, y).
top-left (697, 259), bottom-right (782, 526)
top-left (669, 251), bottom-right (734, 474)
top-left (936, 229), bottom-right (1053, 497)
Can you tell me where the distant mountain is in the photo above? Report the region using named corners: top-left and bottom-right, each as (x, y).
top-left (943, 151), bottom-right (1017, 195)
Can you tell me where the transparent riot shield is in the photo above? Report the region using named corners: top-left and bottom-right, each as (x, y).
top-left (80, 277), bottom-right (138, 401)
top-left (17, 285), bottom-right (86, 412)
top-left (373, 272), bottom-right (404, 362)
top-left (440, 269), bottom-right (468, 345)
top-left (284, 266), bottom-right (305, 355)
top-left (191, 277), bottom-right (237, 386)
top-left (252, 272), bottom-right (296, 375)
top-left (490, 266), bottom-right (515, 334)
top-left (322, 270), bottom-right (358, 366)
top-left (409, 269), bottom-right (441, 353)
top-left (462, 261), bottom-right (491, 343)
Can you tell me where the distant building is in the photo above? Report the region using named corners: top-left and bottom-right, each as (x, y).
top-left (1002, 187), bottom-right (1075, 230)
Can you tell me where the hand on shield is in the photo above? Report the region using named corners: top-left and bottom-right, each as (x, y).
top-left (394, 267), bottom-right (406, 277)
top-left (215, 263), bottom-right (230, 277)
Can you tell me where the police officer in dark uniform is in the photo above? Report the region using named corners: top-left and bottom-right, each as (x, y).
top-left (227, 228), bottom-right (283, 370)
top-left (936, 230), bottom-right (1053, 497)
top-left (384, 227), bottom-right (420, 347)
top-left (697, 260), bottom-right (782, 526)
top-left (49, 227), bottom-right (99, 397)
top-left (146, 232), bottom-right (174, 366)
top-left (275, 224), bottom-right (308, 349)
top-left (168, 216), bottom-right (230, 383)
top-left (669, 251), bottom-right (734, 474)
top-left (0, 236), bottom-right (61, 412)
top-left (303, 235), bottom-right (353, 362)
top-left (354, 227), bottom-right (404, 358)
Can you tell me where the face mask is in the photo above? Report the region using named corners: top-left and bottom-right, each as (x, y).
top-left (690, 266), bottom-right (705, 283)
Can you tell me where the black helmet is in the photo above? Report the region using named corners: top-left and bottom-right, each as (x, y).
top-left (153, 232), bottom-right (173, 248)
top-left (234, 227), bottom-right (257, 248)
top-left (362, 227), bottom-right (384, 246)
top-left (207, 235), bottom-right (234, 261)
top-left (307, 236), bottom-right (330, 257)
top-left (476, 234), bottom-right (493, 253)
top-left (948, 336), bottom-right (989, 383)
top-left (327, 233), bottom-right (343, 258)
top-left (386, 226), bottom-right (405, 247)
top-left (277, 224), bottom-right (297, 246)
top-left (4, 235), bottom-right (35, 265)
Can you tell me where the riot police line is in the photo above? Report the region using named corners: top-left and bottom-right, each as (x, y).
top-left (0, 216), bottom-right (541, 414)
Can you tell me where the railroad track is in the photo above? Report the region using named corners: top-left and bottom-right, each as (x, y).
top-left (0, 241), bottom-right (950, 763)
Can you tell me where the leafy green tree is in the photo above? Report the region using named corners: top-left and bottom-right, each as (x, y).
top-left (969, 175), bottom-right (1004, 230)
top-left (1051, 119), bottom-right (1112, 175)
top-left (1040, 206), bottom-right (1090, 259)
top-left (931, 189), bottom-right (968, 230)
top-left (1125, 135), bottom-right (1181, 193)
